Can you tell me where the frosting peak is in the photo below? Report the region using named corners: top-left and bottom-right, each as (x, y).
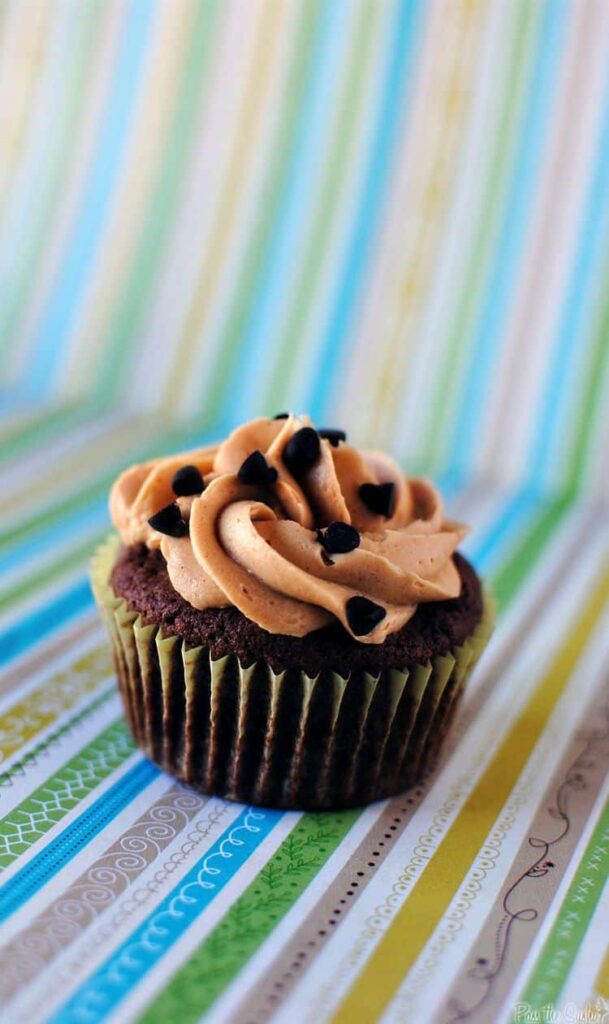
top-left (110, 415), bottom-right (467, 644)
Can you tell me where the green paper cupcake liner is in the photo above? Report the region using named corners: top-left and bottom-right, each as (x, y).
top-left (91, 536), bottom-right (494, 810)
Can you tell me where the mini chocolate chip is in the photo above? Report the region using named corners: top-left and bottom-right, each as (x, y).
top-left (171, 464), bottom-right (205, 496)
top-left (318, 428), bottom-right (346, 447)
top-left (320, 521), bottom-right (360, 554)
top-left (346, 596), bottom-right (386, 635)
top-left (359, 481), bottom-right (395, 517)
top-left (238, 449), bottom-right (278, 486)
top-left (273, 412), bottom-right (289, 419)
top-left (283, 427), bottom-right (320, 475)
top-left (147, 502), bottom-right (186, 537)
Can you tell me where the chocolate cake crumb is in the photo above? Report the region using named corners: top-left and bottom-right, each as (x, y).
top-left (110, 545), bottom-right (483, 677)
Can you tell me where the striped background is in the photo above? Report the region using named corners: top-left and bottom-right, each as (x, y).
top-left (2, 1), bottom-right (609, 1022)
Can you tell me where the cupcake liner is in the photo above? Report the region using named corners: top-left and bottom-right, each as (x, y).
top-left (91, 537), bottom-right (494, 810)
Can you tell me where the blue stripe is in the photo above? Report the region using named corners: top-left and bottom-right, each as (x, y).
top-left (0, 578), bottom-right (94, 669)
top-left (228, 0), bottom-right (353, 416)
top-left (0, 389), bottom-right (38, 417)
top-left (527, 66), bottom-right (609, 487)
top-left (0, 463), bottom-right (511, 670)
top-left (0, 759), bottom-right (156, 921)
top-left (0, 498), bottom-right (107, 578)
top-left (446, 0), bottom-right (568, 477)
top-left (51, 806), bottom-right (283, 1023)
top-left (463, 486), bottom-right (542, 570)
top-left (305, 0), bottom-right (424, 421)
top-left (0, 421), bottom-right (228, 669)
top-left (25, 0), bottom-right (158, 400)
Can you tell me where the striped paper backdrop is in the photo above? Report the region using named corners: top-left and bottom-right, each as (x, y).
top-left (2, 2), bottom-right (609, 1023)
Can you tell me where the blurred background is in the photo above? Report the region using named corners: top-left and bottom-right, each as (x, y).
top-left (2, 0), bottom-right (609, 500)
top-left (4, 6), bottom-right (609, 1021)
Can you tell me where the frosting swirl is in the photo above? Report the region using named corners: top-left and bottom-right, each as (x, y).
top-left (110, 415), bottom-right (467, 644)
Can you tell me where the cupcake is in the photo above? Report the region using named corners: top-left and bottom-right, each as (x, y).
top-left (91, 414), bottom-right (492, 810)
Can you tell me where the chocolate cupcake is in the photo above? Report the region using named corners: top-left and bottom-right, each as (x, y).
top-left (91, 414), bottom-right (493, 810)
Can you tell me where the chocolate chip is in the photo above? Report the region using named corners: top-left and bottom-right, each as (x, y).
top-left (318, 428), bottom-right (346, 447)
top-left (358, 481), bottom-right (395, 517)
top-left (283, 427), bottom-right (320, 475)
top-left (238, 450), bottom-right (278, 486)
top-left (346, 596), bottom-right (386, 635)
top-left (171, 464), bottom-right (205, 496)
top-left (319, 521), bottom-right (360, 554)
top-left (273, 412), bottom-right (289, 419)
top-left (147, 503), bottom-right (186, 537)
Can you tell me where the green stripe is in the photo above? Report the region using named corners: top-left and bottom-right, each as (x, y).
top-left (419, 0), bottom-right (540, 470)
top-left (517, 795), bottom-right (609, 1015)
top-left (0, 403), bottom-right (98, 465)
top-left (260, 1), bottom-right (378, 413)
top-left (0, 402), bottom-right (72, 445)
top-left (96, 0), bottom-right (222, 403)
top-left (0, 529), bottom-right (107, 610)
top-left (0, 718), bottom-right (132, 870)
top-left (138, 496), bottom-right (576, 1021)
top-left (0, 420), bottom-right (217, 613)
top-left (0, 4), bottom-right (105, 358)
top-left (202, 0), bottom-right (324, 422)
top-left (0, 689), bottom-right (114, 786)
top-left (567, 258), bottom-right (609, 490)
top-left (492, 494), bottom-right (571, 610)
top-left (137, 810), bottom-right (358, 1024)
top-left (0, 418), bottom-right (202, 553)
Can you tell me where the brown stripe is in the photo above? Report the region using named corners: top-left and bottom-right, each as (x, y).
top-left (0, 613), bottom-right (100, 699)
top-left (18, 801), bottom-right (233, 1017)
top-left (226, 505), bottom-right (592, 1023)
top-left (0, 784), bottom-right (206, 1003)
top-left (444, 503), bottom-right (598, 756)
top-left (434, 672), bottom-right (609, 1024)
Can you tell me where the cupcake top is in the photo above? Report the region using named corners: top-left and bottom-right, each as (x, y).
top-left (110, 414), bottom-right (467, 645)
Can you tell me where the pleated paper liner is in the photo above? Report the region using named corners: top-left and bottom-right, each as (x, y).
top-left (91, 537), bottom-right (494, 810)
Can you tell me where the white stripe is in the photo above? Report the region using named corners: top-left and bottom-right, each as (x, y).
top-left (0, 747), bottom-right (144, 890)
top-left (0, 409), bottom-right (127, 490)
top-left (0, 622), bottom-right (104, 714)
top-left (383, 594), bottom-right (609, 1022)
top-left (0, 689), bottom-right (119, 819)
top-left (0, 1), bottom-right (77, 280)
top-left (182, 1), bottom-right (303, 419)
top-left (106, 811), bottom-right (299, 1024)
top-left (206, 801), bottom-right (386, 1024)
top-left (58, 0), bottom-right (204, 392)
top-left (6, 0), bottom-right (132, 379)
top-left (288, 1), bottom-right (400, 417)
top-left (278, 524), bottom-right (609, 1021)
top-left (370, 0), bottom-right (512, 461)
top-left (558, 877), bottom-right (609, 1013)
top-left (126, 0), bottom-right (270, 411)
top-left (476, 1), bottom-right (609, 489)
top-left (500, 774), bottom-right (609, 1024)
top-left (10, 795), bottom-right (240, 1023)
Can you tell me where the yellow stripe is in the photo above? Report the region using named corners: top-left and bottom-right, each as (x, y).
top-left (0, 646), bottom-right (109, 763)
top-left (160, 0), bottom-right (287, 414)
top-left (1, 414), bottom-right (151, 518)
top-left (68, 1), bottom-right (196, 388)
top-left (333, 555), bottom-right (609, 1024)
top-left (595, 944), bottom-right (609, 999)
top-left (0, 1), bottom-right (53, 215)
top-left (373, 0), bottom-right (485, 446)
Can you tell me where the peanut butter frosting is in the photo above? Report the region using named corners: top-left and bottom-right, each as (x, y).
top-left (109, 414), bottom-right (468, 644)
